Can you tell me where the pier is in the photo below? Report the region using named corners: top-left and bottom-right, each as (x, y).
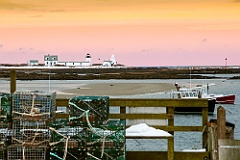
top-left (56, 98), bottom-right (209, 160)
top-left (1, 70), bottom-right (239, 160)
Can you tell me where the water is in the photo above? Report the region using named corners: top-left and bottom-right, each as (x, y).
top-left (0, 77), bottom-right (239, 151)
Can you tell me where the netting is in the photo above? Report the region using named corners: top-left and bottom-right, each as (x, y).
top-left (69, 96), bottom-right (109, 127)
top-left (6, 90), bottom-right (56, 160)
top-left (12, 91), bottom-right (56, 119)
top-left (7, 145), bottom-right (48, 160)
top-left (50, 120), bottom-right (126, 160)
top-left (11, 118), bottom-right (50, 146)
top-left (0, 92), bottom-right (11, 121)
top-left (0, 144), bottom-right (3, 160)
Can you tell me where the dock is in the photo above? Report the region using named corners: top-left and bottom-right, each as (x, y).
top-left (0, 70), bottom-right (239, 160)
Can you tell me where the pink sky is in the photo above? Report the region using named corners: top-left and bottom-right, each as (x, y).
top-left (1, 0), bottom-right (240, 66)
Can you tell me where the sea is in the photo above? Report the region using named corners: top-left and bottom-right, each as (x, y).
top-left (0, 74), bottom-right (239, 151)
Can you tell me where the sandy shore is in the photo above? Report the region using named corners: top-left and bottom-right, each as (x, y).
top-left (56, 83), bottom-right (175, 98)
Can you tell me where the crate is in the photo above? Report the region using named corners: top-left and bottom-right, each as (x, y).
top-left (87, 120), bottom-right (126, 160)
top-left (7, 144), bottom-right (48, 160)
top-left (50, 119), bottom-right (69, 130)
top-left (69, 96), bottom-right (109, 127)
top-left (11, 118), bottom-right (50, 146)
top-left (0, 127), bottom-right (11, 143)
top-left (50, 126), bottom-right (87, 150)
top-left (12, 91), bottom-right (56, 119)
top-left (0, 92), bottom-right (11, 121)
top-left (0, 144), bottom-right (3, 160)
top-left (50, 120), bottom-right (126, 160)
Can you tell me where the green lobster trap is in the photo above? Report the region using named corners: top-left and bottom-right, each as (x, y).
top-left (0, 92), bottom-right (11, 122)
top-left (69, 96), bottom-right (109, 127)
top-left (50, 120), bottom-right (126, 160)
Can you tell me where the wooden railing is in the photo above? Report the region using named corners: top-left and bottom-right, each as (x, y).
top-left (9, 70), bottom-right (210, 160)
top-left (56, 98), bottom-right (210, 160)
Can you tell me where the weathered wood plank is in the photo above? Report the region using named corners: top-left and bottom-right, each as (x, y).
top-left (168, 107), bottom-right (175, 160)
top-left (109, 98), bottom-right (209, 107)
top-left (56, 98), bottom-right (69, 106)
top-left (158, 126), bottom-right (204, 132)
top-left (109, 113), bottom-right (169, 119)
top-left (202, 107), bottom-right (208, 149)
top-left (56, 98), bottom-right (209, 108)
top-left (10, 70), bottom-right (16, 94)
top-left (126, 136), bottom-right (172, 139)
top-left (126, 151), bottom-right (209, 160)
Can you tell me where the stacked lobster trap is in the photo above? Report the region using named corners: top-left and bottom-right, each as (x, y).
top-left (0, 92), bottom-right (11, 160)
top-left (7, 90), bottom-right (56, 160)
top-left (50, 96), bottom-right (126, 160)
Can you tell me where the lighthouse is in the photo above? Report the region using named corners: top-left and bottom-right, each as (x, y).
top-left (85, 53), bottom-right (91, 63)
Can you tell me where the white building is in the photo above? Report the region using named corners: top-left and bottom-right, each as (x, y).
top-left (44, 53), bottom-right (91, 67)
top-left (43, 53), bottom-right (120, 68)
top-left (102, 54), bottom-right (117, 67)
top-left (56, 61), bottom-right (90, 67)
top-left (44, 55), bottom-right (58, 66)
top-left (28, 60), bottom-right (39, 66)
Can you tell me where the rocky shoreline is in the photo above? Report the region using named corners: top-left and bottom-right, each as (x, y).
top-left (0, 67), bottom-right (240, 80)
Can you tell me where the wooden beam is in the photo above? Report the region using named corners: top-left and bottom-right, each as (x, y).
top-left (202, 107), bottom-right (208, 149)
top-left (109, 113), bottom-right (169, 119)
top-left (10, 70), bottom-right (16, 94)
top-left (56, 98), bottom-right (209, 108)
top-left (109, 98), bottom-right (209, 107)
top-left (126, 151), bottom-right (209, 160)
top-left (217, 106), bottom-right (226, 139)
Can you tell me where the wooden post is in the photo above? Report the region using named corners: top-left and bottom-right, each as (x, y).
top-left (209, 126), bottom-right (218, 160)
top-left (217, 106), bottom-right (226, 160)
top-left (120, 106), bottom-right (126, 120)
top-left (217, 106), bottom-right (226, 139)
top-left (168, 107), bottom-right (174, 160)
top-left (9, 69), bottom-right (16, 130)
top-left (10, 69), bottom-right (16, 94)
top-left (202, 107), bottom-right (208, 149)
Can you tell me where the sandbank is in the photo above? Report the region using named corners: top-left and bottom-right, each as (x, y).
top-left (56, 83), bottom-right (175, 98)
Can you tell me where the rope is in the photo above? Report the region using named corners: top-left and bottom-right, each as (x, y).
top-left (49, 127), bottom-right (68, 139)
top-left (87, 152), bottom-right (101, 160)
top-left (50, 152), bottom-right (63, 160)
top-left (30, 95), bottom-right (36, 116)
top-left (12, 137), bottom-right (49, 146)
top-left (63, 136), bottom-right (69, 160)
top-left (68, 99), bottom-right (123, 160)
top-left (22, 146), bottom-right (26, 160)
top-left (101, 136), bottom-right (105, 158)
top-left (66, 151), bottom-right (78, 160)
top-left (12, 111), bottom-right (50, 117)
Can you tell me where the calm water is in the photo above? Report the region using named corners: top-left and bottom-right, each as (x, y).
top-left (0, 77), bottom-right (239, 151)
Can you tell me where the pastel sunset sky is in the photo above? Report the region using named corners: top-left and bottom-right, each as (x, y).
top-left (0, 0), bottom-right (240, 66)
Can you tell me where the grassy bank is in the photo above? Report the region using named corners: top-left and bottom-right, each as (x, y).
top-left (0, 67), bottom-right (239, 80)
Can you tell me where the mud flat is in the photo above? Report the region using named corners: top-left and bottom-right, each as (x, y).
top-left (56, 82), bottom-right (175, 98)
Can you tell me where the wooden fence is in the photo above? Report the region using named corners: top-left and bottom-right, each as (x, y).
top-left (9, 69), bottom-right (210, 160)
top-left (56, 98), bottom-right (210, 160)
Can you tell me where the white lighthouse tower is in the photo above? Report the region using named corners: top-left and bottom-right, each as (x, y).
top-left (110, 54), bottom-right (117, 65)
top-left (85, 53), bottom-right (91, 63)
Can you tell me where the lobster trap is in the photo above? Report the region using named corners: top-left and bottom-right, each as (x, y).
top-left (69, 96), bottom-right (109, 127)
top-left (0, 92), bottom-right (11, 121)
top-left (11, 118), bottom-right (50, 146)
top-left (0, 143), bottom-right (4, 160)
top-left (12, 91), bottom-right (56, 119)
top-left (87, 120), bottom-right (126, 160)
top-left (7, 144), bottom-right (49, 160)
top-left (50, 120), bottom-right (126, 160)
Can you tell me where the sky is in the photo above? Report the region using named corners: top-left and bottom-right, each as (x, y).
top-left (0, 0), bottom-right (240, 67)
